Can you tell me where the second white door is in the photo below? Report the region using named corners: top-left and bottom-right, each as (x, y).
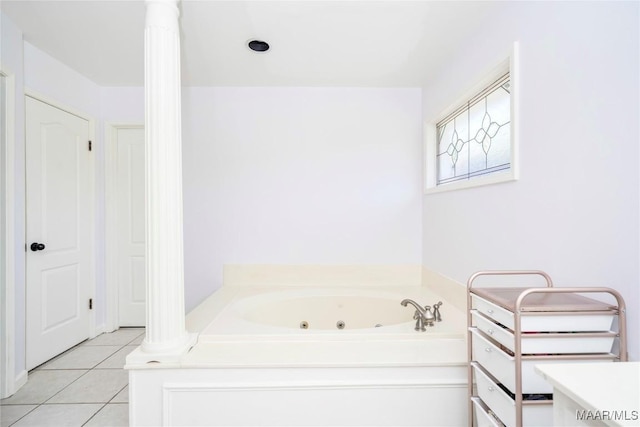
top-left (116, 127), bottom-right (146, 326)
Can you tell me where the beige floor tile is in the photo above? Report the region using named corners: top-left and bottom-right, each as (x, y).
top-left (84, 403), bottom-right (128, 427)
top-left (0, 370), bottom-right (86, 405)
top-left (10, 404), bottom-right (102, 427)
top-left (95, 346), bottom-right (137, 369)
top-left (129, 334), bottom-right (144, 345)
top-left (83, 329), bottom-right (144, 346)
top-left (110, 386), bottom-right (128, 403)
top-left (39, 346), bottom-right (121, 370)
top-left (46, 370), bottom-right (128, 404)
top-left (0, 404), bottom-right (37, 426)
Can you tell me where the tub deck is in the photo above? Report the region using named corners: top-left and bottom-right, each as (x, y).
top-left (182, 338), bottom-right (467, 368)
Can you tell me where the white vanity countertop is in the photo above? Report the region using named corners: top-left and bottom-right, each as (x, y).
top-left (535, 362), bottom-right (640, 427)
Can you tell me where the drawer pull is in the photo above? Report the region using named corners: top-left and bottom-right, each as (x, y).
top-left (485, 348), bottom-right (492, 353)
top-left (487, 328), bottom-right (494, 335)
top-left (486, 309), bottom-right (494, 314)
top-left (488, 386), bottom-right (495, 392)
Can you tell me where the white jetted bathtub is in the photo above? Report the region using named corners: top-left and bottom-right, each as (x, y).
top-left (228, 291), bottom-right (414, 330)
top-left (199, 286), bottom-right (465, 339)
top-left (128, 268), bottom-right (469, 426)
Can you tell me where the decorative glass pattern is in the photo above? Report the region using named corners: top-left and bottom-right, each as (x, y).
top-left (436, 73), bottom-right (511, 185)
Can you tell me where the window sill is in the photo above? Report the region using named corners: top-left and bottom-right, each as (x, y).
top-left (424, 170), bottom-right (517, 195)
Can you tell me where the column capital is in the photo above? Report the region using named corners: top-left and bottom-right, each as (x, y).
top-left (145, 0), bottom-right (180, 8)
top-left (145, 0), bottom-right (180, 30)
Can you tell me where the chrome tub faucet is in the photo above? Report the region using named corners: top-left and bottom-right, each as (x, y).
top-left (401, 299), bottom-right (443, 331)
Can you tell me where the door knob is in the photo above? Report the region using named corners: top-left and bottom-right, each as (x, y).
top-left (30, 242), bottom-right (45, 251)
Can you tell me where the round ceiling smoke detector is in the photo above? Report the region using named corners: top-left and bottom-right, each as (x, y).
top-left (248, 40), bottom-right (270, 52)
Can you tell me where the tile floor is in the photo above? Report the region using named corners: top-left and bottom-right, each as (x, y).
top-left (1, 328), bottom-right (144, 427)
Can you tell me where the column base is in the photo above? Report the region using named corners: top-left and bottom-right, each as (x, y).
top-left (125, 332), bottom-right (198, 368)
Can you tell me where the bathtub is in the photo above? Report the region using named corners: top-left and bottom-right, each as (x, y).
top-left (199, 286), bottom-right (466, 340)
top-left (129, 271), bottom-right (469, 426)
top-left (225, 290), bottom-right (414, 331)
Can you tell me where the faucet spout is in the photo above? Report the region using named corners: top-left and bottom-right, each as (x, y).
top-left (401, 299), bottom-right (431, 331)
top-left (401, 299), bottom-right (426, 317)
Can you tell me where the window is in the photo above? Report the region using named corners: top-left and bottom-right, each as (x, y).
top-left (425, 46), bottom-right (518, 193)
top-left (437, 72), bottom-right (510, 185)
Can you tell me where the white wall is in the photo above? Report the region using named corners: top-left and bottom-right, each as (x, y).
top-left (101, 87), bottom-right (144, 124)
top-left (422, 1), bottom-right (639, 360)
top-left (98, 87), bottom-right (424, 313)
top-left (182, 87), bottom-right (423, 309)
top-left (24, 43), bottom-right (101, 116)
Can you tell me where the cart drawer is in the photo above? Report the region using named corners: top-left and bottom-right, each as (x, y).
top-left (471, 310), bottom-right (615, 354)
top-left (472, 363), bottom-right (552, 427)
top-left (471, 294), bottom-right (614, 332)
top-left (471, 397), bottom-right (505, 427)
top-left (470, 328), bottom-right (613, 394)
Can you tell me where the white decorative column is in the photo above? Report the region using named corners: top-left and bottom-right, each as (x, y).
top-left (130, 0), bottom-right (196, 363)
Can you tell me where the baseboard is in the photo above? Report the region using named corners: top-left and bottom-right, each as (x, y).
top-left (12, 370), bottom-right (28, 395)
top-left (91, 324), bottom-right (107, 339)
top-left (1, 369), bottom-right (28, 399)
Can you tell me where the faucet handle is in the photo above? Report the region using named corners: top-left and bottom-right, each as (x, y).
top-left (433, 301), bottom-right (443, 322)
top-left (423, 305), bottom-right (435, 326)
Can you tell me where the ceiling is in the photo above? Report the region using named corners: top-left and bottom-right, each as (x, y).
top-left (0, 1), bottom-right (498, 87)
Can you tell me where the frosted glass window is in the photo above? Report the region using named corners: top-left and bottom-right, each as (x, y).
top-left (436, 73), bottom-right (511, 186)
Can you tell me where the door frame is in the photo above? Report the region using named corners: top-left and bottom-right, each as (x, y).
top-left (105, 123), bottom-right (144, 331)
top-left (1, 67), bottom-right (20, 398)
top-left (24, 89), bottom-right (98, 361)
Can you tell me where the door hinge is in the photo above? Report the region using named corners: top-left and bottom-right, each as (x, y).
top-left (88, 140), bottom-right (92, 151)
top-left (89, 298), bottom-right (93, 310)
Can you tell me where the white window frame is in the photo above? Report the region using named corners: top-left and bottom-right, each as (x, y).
top-left (424, 43), bottom-right (519, 194)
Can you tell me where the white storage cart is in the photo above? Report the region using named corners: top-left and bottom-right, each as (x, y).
top-left (467, 270), bottom-right (627, 427)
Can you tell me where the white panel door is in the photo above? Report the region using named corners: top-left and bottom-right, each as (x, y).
top-left (116, 127), bottom-right (146, 326)
top-left (25, 96), bottom-right (92, 370)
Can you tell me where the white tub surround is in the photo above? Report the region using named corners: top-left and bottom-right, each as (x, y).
top-left (131, 286), bottom-right (468, 426)
top-left (129, 267), bottom-right (469, 426)
top-left (128, 0), bottom-right (196, 365)
top-left (130, 364), bottom-right (467, 426)
top-left (536, 362), bottom-right (640, 427)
